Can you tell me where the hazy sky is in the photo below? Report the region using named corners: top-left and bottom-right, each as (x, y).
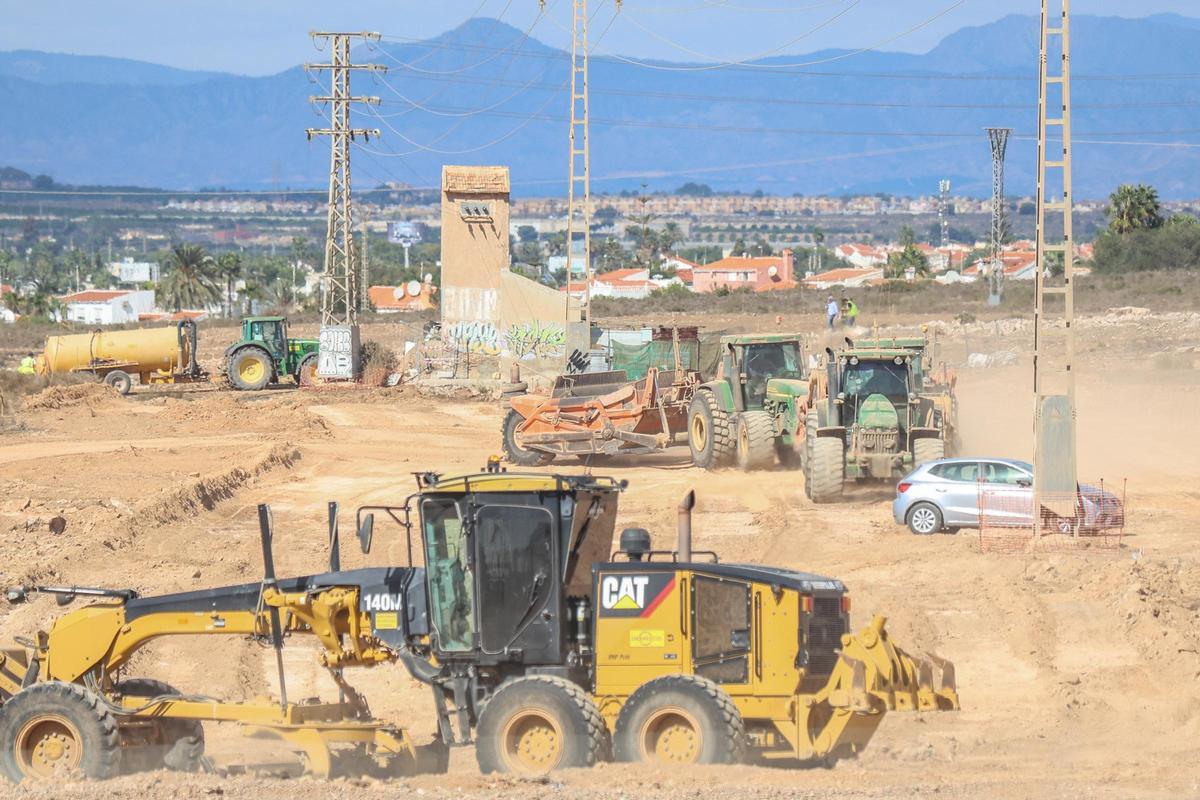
top-left (3, 0), bottom-right (1197, 75)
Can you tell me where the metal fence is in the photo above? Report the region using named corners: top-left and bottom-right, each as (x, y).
top-left (977, 479), bottom-right (1127, 554)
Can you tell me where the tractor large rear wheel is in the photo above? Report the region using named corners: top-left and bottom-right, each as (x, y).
top-left (295, 353), bottom-right (319, 387)
top-left (913, 437), bottom-right (945, 469)
top-left (735, 411), bottom-right (776, 470)
top-left (613, 675), bottom-right (744, 765)
top-left (0, 682), bottom-right (121, 783)
top-left (114, 679), bottom-right (204, 774)
top-left (227, 347), bottom-right (272, 391)
top-left (688, 391), bottom-right (734, 469)
top-left (475, 676), bottom-right (608, 775)
top-left (501, 408), bottom-right (553, 467)
top-left (808, 436), bottom-right (845, 503)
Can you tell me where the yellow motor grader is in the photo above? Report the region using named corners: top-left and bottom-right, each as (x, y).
top-left (0, 466), bottom-right (957, 781)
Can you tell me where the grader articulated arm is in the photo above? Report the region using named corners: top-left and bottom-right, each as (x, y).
top-left (793, 615), bottom-right (958, 761)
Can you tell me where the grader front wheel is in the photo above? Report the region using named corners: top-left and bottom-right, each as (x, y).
top-left (0, 682), bottom-right (121, 783)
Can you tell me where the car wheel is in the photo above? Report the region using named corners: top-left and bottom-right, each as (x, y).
top-left (907, 503), bottom-right (943, 536)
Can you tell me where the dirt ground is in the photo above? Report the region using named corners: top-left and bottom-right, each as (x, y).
top-left (0, 308), bottom-right (1198, 798)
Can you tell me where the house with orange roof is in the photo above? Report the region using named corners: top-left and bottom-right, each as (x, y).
top-left (963, 251), bottom-right (1038, 281)
top-left (368, 280), bottom-right (438, 313)
top-left (692, 250), bottom-right (796, 293)
top-left (833, 243), bottom-right (888, 269)
top-left (803, 266), bottom-right (885, 290)
top-left (60, 289), bottom-right (155, 325)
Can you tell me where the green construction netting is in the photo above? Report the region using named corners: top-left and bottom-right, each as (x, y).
top-left (609, 341), bottom-right (700, 381)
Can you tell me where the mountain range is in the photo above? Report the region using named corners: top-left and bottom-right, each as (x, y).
top-left (1, 13), bottom-right (1199, 197)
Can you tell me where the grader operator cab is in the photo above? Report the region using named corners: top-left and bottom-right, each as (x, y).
top-left (688, 334), bottom-right (810, 470)
top-left (0, 468), bottom-right (957, 782)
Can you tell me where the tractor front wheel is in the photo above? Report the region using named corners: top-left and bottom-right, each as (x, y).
top-left (913, 437), bottom-right (946, 469)
top-left (475, 676), bottom-right (608, 775)
top-left (0, 682), bottom-right (121, 783)
top-left (688, 392), bottom-right (734, 469)
top-left (807, 436), bottom-right (845, 503)
top-left (735, 411), bottom-right (776, 470)
top-left (227, 347), bottom-right (272, 391)
top-left (501, 408), bottom-right (553, 466)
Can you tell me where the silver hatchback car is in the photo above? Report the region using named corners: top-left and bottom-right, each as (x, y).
top-left (892, 457), bottom-right (1124, 535)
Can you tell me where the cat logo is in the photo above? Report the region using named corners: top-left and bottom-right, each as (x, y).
top-left (598, 573), bottom-right (674, 618)
top-left (601, 576), bottom-right (650, 610)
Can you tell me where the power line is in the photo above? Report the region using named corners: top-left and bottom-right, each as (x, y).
top-left (375, 32), bottom-right (1200, 82)
top-left (374, 72), bottom-right (1200, 111)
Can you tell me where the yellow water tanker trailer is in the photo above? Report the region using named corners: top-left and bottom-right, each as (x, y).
top-left (36, 320), bottom-right (206, 395)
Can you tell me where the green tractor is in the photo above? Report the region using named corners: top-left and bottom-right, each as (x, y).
top-left (687, 333), bottom-right (809, 470)
top-left (853, 334), bottom-right (960, 455)
top-left (223, 316), bottom-right (319, 391)
top-left (801, 345), bottom-right (947, 503)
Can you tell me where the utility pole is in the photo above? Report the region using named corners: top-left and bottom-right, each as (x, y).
top-left (359, 206), bottom-right (370, 311)
top-left (305, 31), bottom-right (383, 378)
top-left (1033, 0), bottom-right (1077, 528)
top-left (938, 179), bottom-right (951, 248)
top-left (985, 128), bottom-right (1011, 305)
top-left (545, 0), bottom-right (622, 327)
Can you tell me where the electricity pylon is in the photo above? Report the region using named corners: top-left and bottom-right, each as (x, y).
top-left (985, 128), bottom-right (1011, 305)
top-left (1033, 0), bottom-right (1078, 525)
top-left (305, 31), bottom-right (384, 326)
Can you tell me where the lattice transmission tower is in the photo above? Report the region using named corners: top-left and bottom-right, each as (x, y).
top-left (1033, 0), bottom-right (1078, 520)
top-left (938, 179), bottom-right (951, 248)
top-left (544, 0), bottom-right (621, 325)
top-left (305, 32), bottom-right (384, 326)
top-left (985, 127), bottom-right (1011, 305)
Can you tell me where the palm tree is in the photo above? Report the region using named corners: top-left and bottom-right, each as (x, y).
top-left (160, 244), bottom-right (220, 311)
top-left (1107, 184), bottom-right (1163, 235)
top-left (215, 252), bottom-right (242, 318)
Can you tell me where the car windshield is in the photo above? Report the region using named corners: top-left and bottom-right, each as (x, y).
top-left (841, 360), bottom-right (908, 397)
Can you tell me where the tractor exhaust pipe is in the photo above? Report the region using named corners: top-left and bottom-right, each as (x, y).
top-left (678, 489), bottom-right (696, 562)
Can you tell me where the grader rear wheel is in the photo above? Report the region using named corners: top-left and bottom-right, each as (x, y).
top-left (0, 682), bottom-right (120, 783)
top-left (475, 676), bottom-right (608, 775)
top-left (614, 675), bottom-right (744, 765)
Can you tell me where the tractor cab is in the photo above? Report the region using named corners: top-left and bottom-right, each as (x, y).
top-left (243, 316), bottom-right (289, 365)
top-left (717, 334), bottom-right (807, 411)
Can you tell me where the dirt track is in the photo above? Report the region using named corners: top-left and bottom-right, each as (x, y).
top-left (0, 311), bottom-right (1198, 798)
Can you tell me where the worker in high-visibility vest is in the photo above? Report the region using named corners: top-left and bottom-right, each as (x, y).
top-left (17, 354), bottom-right (36, 375)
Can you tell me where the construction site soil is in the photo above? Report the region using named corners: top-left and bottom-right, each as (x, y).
top-left (0, 309), bottom-right (1198, 798)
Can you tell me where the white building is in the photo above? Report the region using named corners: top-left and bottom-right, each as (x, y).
top-left (61, 289), bottom-right (156, 325)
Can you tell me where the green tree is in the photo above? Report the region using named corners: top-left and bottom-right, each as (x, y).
top-left (886, 226), bottom-right (929, 279)
top-left (160, 244), bottom-right (220, 311)
top-left (1106, 184), bottom-right (1163, 235)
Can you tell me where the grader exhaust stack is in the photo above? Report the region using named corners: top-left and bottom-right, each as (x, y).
top-left (677, 489), bottom-right (695, 561)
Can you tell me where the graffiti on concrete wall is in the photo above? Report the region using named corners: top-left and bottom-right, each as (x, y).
top-left (506, 320), bottom-right (566, 359)
top-left (445, 320), bottom-right (502, 356)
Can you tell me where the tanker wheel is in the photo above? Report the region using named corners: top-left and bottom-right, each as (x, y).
top-left (114, 679), bottom-right (205, 774)
top-left (808, 436), bottom-right (845, 504)
top-left (688, 391), bottom-right (734, 469)
top-left (228, 347), bottom-right (272, 391)
top-left (0, 681), bottom-right (120, 783)
top-left (475, 676), bottom-right (608, 775)
top-left (613, 675), bottom-right (744, 765)
top-left (501, 408), bottom-right (553, 466)
top-left (295, 353), bottom-right (319, 388)
top-left (103, 370), bottom-right (132, 396)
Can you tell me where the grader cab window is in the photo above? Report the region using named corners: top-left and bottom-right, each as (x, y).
top-left (422, 498), bottom-right (476, 652)
top-left (692, 576), bottom-right (751, 685)
top-left (474, 505), bottom-right (555, 653)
